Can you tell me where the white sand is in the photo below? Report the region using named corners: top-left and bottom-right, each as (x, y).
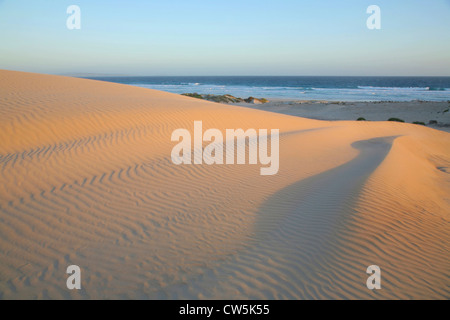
top-left (0, 70), bottom-right (449, 299)
top-left (240, 100), bottom-right (450, 132)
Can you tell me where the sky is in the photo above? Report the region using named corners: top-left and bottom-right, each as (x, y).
top-left (0, 0), bottom-right (449, 76)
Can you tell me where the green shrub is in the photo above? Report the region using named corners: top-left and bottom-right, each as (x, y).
top-left (357, 117), bottom-right (366, 121)
top-left (412, 121), bottom-right (426, 126)
top-left (206, 94), bottom-right (243, 103)
top-left (182, 93), bottom-right (268, 104)
top-left (388, 117), bottom-right (405, 123)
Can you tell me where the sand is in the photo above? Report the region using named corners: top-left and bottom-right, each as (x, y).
top-left (240, 100), bottom-right (450, 132)
top-left (0, 70), bottom-right (449, 299)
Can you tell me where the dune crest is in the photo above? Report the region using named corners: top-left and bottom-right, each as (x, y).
top-left (0, 70), bottom-right (448, 299)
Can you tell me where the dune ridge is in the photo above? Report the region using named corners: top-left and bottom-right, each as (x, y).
top-left (0, 70), bottom-right (449, 299)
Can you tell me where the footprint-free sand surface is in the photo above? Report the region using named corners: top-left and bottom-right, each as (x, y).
top-left (0, 70), bottom-right (449, 299)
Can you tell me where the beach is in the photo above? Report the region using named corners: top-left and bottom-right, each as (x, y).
top-left (239, 100), bottom-right (450, 132)
top-left (0, 70), bottom-right (449, 299)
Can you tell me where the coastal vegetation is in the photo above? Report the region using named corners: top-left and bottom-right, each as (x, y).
top-left (182, 93), bottom-right (268, 104)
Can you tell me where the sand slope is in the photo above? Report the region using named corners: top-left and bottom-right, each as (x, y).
top-left (0, 70), bottom-right (449, 299)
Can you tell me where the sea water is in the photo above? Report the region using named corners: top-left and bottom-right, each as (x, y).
top-left (85, 76), bottom-right (450, 102)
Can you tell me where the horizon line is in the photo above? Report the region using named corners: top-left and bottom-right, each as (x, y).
top-left (66, 74), bottom-right (450, 78)
top-left (3, 69), bottom-right (449, 78)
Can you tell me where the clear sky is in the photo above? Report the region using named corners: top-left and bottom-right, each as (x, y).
top-left (0, 0), bottom-right (449, 76)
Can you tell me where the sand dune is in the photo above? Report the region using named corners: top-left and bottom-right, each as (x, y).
top-left (0, 70), bottom-right (449, 299)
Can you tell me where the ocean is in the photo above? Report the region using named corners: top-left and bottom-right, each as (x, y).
top-left (85, 76), bottom-right (450, 102)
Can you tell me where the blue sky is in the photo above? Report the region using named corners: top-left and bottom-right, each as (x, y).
top-left (0, 0), bottom-right (449, 76)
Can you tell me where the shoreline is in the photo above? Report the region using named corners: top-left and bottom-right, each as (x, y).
top-left (232, 99), bottom-right (450, 133)
top-left (178, 93), bottom-right (450, 132)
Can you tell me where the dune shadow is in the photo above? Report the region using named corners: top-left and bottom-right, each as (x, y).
top-left (253, 135), bottom-right (399, 243)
